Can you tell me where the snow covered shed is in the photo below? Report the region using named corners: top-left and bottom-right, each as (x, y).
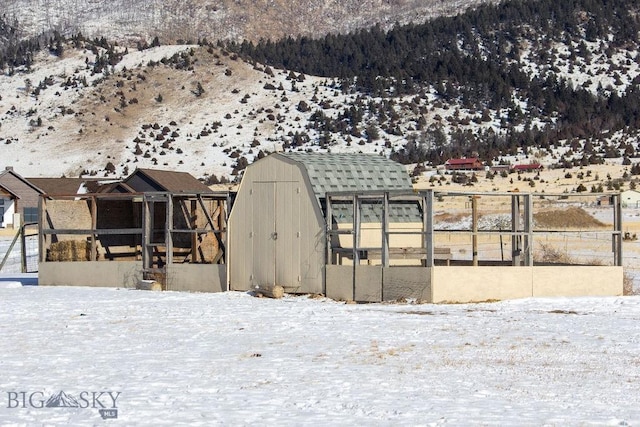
top-left (228, 152), bottom-right (418, 294)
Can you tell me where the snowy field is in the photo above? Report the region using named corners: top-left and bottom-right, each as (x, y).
top-left (0, 286), bottom-right (639, 425)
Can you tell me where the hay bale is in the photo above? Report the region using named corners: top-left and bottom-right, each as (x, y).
top-left (47, 240), bottom-right (89, 262)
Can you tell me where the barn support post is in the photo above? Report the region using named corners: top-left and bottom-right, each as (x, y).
top-left (523, 194), bottom-right (533, 266)
top-left (166, 194), bottom-right (173, 267)
top-left (511, 195), bottom-right (521, 266)
top-left (471, 195), bottom-right (479, 266)
top-left (352, 194), bottom-right (361, 266)
top-left (613, 193), bottom-right (623, 266)
top-left (325, 194), bottom-right (333, 265)
top-left (90, 196), bottom-right (97, 262)
top-left (142, 196), bottom-right (152, 272)
top-left (423, 191), bottom-right (434, 267)
top-left (225, 192), bottom-right (233, 264)
top-left (382, 192), bottom-right (390, 267)
top-left (190, 199), bottom-right (198, 263)
top-left (352, 194), bottom-right (361, 301)
top-left (38, 196), bottom-right (46, 263)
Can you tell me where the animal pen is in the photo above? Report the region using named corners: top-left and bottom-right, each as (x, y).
top-left (324, 190), bottom-right (623, 302)
top-left (36, 179), bottom-right (623, 302)
top-left (38, 191), bottom-right (230, 292)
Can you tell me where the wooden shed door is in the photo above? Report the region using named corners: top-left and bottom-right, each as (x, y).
top-left (252, 181), bottom-right (300, 287)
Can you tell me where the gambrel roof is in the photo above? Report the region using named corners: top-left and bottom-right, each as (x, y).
top-left (277, 152), bottom-right (420, 223)
top-left (279, 152), bottom-right (412, 194)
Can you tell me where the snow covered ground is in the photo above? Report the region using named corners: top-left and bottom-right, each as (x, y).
top-left (0, 286), bottom-right (639, 425)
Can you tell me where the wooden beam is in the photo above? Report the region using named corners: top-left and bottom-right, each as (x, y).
top-left (325, 194), bottom-right (333, 266)
top-left (472, 195), bottom-right (479, 266)
top-left (197, 194), bottom-right (225, 257)
top-left (38, 196), bottom-right (46, 263)
top-left (424, 191), bottom-right (434, 268)
top-left (382, 192), bottom-right (389, 268)
top-left (511, 195), bottom-right (521, 266)
top-left (166, 195), bottom-right (173, 266)
top-left (41, 228), bottom-right (143, 235)
top-left (90, 196), bottom-right (97, 261)
top-left (191, 200), bottom-right (198, 263)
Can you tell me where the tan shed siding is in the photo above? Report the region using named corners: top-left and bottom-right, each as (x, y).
top-left (228, 171), bottom-right (253, 291)
top-left (228, 156), bottom-right (325, 294)
top-left (275, 180), bottom-right (301, 289)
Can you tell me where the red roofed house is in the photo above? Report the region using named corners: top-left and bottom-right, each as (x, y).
top-left (444, 158), bottom-right (484, 171)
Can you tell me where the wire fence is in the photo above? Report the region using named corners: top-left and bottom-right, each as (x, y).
top-left (0, 224), bottom-right (39, 274)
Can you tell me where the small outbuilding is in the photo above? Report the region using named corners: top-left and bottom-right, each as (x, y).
top-left (228, 152), bottom-right (417, 294)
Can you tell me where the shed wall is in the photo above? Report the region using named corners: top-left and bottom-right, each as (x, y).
top-left (431, 266), bottom-right (623, 303)
top-left (166, 264), bottom-right (226, 292)
top-left (228, 156), bottom-right (325, 294)
top-left (39, 261), bottom-right (142, 288)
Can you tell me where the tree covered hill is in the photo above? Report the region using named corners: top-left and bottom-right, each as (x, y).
top-left (1, 0), bottom-right (640, 181)
top-left (229, 0), bottom-right (640, 165)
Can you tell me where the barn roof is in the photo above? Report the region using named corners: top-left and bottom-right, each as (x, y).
top-left (27, 177), bottom-right (113, 195)
top-left (279, 152), bottom-right (412, 194)
top-left (124, 168), bottom-right (213, 193)
top-left (0, 167), bottom-right (44, 194)
top-left (445, 157), bottom-right (481, 165)
top-left (278, 152), bottom-right (420, 223)
top-left (513, 164), bottom-right (542, 171)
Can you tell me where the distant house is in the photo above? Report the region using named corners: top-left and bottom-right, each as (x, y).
top-left (444, 158), bottom-right (484, 171)
top-left (0, 167), bottom-right (44, 227)
top-left (513, 163), bottom-right (543, 172)
top-left (621, 190), bottom-right (640, 208)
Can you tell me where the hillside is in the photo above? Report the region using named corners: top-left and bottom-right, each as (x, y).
top-left (0, 0), bottom-right (639, 186)
top-left (3, 0), bottom-right (493, 44)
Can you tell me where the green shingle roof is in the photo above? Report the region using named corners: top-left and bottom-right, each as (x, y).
top-left (279, 152), bottom-right (420, 223)
top-left (280, 152), bottom-right (412, 194)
